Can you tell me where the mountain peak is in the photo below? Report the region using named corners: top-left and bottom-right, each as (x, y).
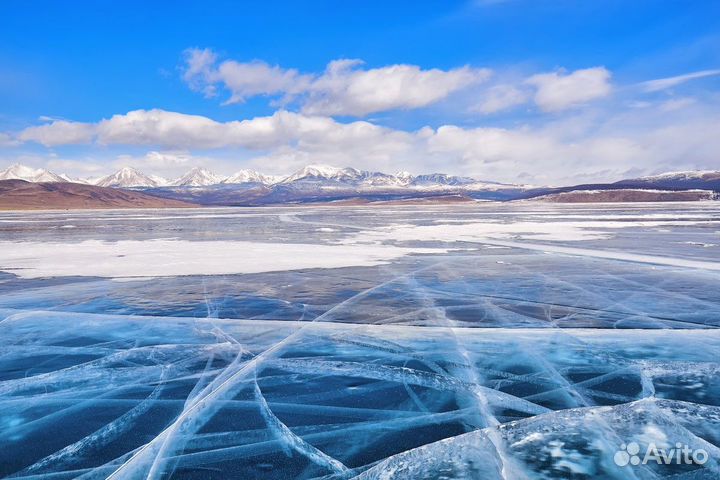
top-left (95, 166), bottom-right (165, 188)
top-left (0, 163), bottom-right (64, 183)
top-left (281, 164), bottom-right (364, 183)
top-left (222, 169), bottom-right (275, 185)
top-left (394, 171), bottom-right (413, 184)
top-left (172, 167), bottom-right (225, 187)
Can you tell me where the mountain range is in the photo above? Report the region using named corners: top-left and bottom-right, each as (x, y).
top-left (1, 163), bottom-right (718, 206)
top-left (0, 163), bottom-right (519, 190)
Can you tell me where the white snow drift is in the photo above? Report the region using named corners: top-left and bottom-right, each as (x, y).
top-left (0, 239), bottom-right (447, 279)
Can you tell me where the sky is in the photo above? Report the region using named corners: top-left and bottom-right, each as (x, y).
top-left (1, 0), bottom-right (719, 185)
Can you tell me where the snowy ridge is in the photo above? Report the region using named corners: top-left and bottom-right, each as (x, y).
top-left (280, 164), bottom-right (354, 183)
top-left (0, 163), bottom-right (65, 183)
top-left (4, 163), bottom-right (720, 203)
top-left (277, 163), bottom-right (515, 191)
top-left (94, 167), bottom-right (167, 188)
top-left (636, 170), bottom-right (720, 181)
top-left (0, 162), bottom-right (521, 191)
top-left (222, 169), bottom-right (279, 185)
top-left (170, 167), bottom-right (226, 187)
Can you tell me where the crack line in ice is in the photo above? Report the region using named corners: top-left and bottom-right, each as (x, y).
top-left (253, 378), bottom-right (350, 475)
top-left (270, 358), bottom-right (550, 416)
top-left (14, 367), bottom-right (170, 476)
top-left (104, 262), bottom-right (452, 479)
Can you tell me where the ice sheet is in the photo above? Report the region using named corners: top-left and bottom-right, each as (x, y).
top-left (0, 203), bottom-right (718, 479)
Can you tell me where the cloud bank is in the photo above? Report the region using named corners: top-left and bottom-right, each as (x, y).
top-left (525, 67), bottom-right (612, 112)
top-left (11, 102), bottom-right (720, 184)
top-left (182, 48), bottom-right (491, 116)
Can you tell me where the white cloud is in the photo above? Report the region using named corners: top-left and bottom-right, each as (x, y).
top-left (18, 109), bottom-right (413, 160)
top-left (217, 60), bottom-right (312, 104)
top-left (301, 60), bottom-right (490, 116)
top-left (17, 120), bottom-right (95, 146)
top-left (144, 150), bottom-right (194, 168)
top-left (473, 85), bottom-right (529, 114)
top-left (184, 48), bottom-right (313, 104)
top-left (181, 49), bottom-right (627, 118)
top-left (526, 67), bottom-right (612, 112)
top-left (12, 99), bottom-right (720, 185)
top-left (95, 109), bottom-right (241, 148)
top-left (182, 48), bottom-right (220, 97)
top-left (641, 69), bottom-right (720, 92)
top-left (181, 48), bottom-right (490, 116)
top-left (113, 150), bottom-right (195, 171)
top-left (45, 158), bottom-right (105, 174)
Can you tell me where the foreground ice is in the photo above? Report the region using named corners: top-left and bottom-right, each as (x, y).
top-left (0, 203), bottom-right (718, 478)
top-left (0, 314), bottom-right (718, 479)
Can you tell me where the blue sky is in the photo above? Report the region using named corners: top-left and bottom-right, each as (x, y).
top-left (1, 0), bottom-right (719, 184)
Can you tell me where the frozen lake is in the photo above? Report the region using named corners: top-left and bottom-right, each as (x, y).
top-left (0, 203), bottom-right (719, 479)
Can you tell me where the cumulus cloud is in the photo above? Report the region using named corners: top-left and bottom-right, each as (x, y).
top-left (183, 48), bottom-right (312, 103)
top-left (301, 60), bottom-right (490, 116)
top-left (473, 85), bottom-right (529, 114)
top-left (469, 67), bottom-right (613, 115)
top-left (18, 109), bottom-right (413, 155)
top-left (218, 61), bottom-right (312, 104)
top-left (143, 150), bottom-right (194, 168)
top-left (181, 48), bottom-right (490, 116)
top-left (526, 67), bottom-right (612, 112)
top-left (182, 48), bottom-right (219, 96)
top-left (641, 69), bottom-right (720, 92)
top-left (181, 49), bottom-right (626, 118)
top-left (17, 120), bottom-right (95, 146)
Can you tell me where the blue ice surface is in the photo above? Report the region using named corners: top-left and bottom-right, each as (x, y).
top-left (0, 203), bottom-right (719, 479)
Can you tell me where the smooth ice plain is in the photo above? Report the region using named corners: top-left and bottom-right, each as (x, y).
top-left (0, 203), bottom-right (719, 479)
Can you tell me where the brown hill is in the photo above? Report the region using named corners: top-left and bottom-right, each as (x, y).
top-left (0, 179), bottom-right (197, 210)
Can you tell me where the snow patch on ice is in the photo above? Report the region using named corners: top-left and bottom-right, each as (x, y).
top-left (345, 219), bottom-right (719, 244)
top-left (0, 239), bottom-right (449, 279)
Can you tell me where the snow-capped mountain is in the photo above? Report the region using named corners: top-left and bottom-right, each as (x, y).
top-left (276, 164), bottom-right (515, 191)
top-left (280, 164), bottom-right (409, 188)
top-left (393, 171), bottom-right (413, 186)
top-left (0, 163), bottom-right (65, 183)
top-left (171, 167), bottom-right (226, 187)
top-left (614, 170), bottom-right (720, 192)
top-left (58, 173), bottom-right (78, 183)
top-left (7, 162), bottom-right (717, 206)
top-left (411, 173), bottom-right (477, 186)
top-left (222, 169), bottom-right (277, 185)
top-left (280, 165), bottom-right (361, 184)
top-left (0, 162), bottom-right (523, 194)
top-left (94, 167), bottom-right (167, 188)
top-left (149, 174), bottom-right (170, 186)
top-left (633, 170), bottom-right (720, 181)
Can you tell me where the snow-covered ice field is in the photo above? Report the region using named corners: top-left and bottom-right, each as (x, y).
top-left (0, 203), bottom-right (719, 479)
